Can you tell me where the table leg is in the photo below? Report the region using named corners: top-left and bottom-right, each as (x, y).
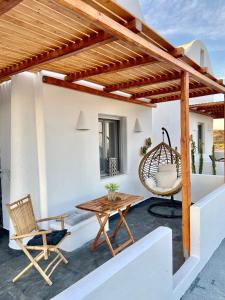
top-left (118, 209), bottom-right (134, 243)
top-left (111, 205), bottom-right (131, 238)
top-left (95, 213), bottom-right (115, 256)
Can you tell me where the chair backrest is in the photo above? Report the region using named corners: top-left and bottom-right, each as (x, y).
top-left (6, 194), bottom-right (38, 235)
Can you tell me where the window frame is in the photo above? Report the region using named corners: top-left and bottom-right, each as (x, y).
top-left (98, 114), bottom-right (127, 179)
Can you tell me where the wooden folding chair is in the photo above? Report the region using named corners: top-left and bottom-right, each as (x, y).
top-left (6, 194), bottom-right (70, 286)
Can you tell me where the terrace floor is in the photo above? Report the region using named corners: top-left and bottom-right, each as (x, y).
top-left (0, 198), bottom-right (183, 300)
top-left (183, 239), bottom-right (225, 300)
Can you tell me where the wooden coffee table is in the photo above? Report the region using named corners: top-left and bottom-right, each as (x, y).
top-left (76, 193), bottom-right (142, 256)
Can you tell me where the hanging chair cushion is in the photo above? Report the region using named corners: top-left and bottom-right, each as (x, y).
top-left (145, 176), bottom-right (181, 193)
top-left (158, 164), bottom-right (177, 172)
top-left (155, 171), bottom-right (177, 188)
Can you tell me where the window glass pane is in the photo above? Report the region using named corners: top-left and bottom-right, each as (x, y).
top-left (98, 118), bottom-right (120, 177)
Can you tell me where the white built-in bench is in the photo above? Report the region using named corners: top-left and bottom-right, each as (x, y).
top-left (50, 208), bottom-right (109, 252)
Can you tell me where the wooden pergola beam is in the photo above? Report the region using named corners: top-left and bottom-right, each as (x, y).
top-left (60, 0), bottom-right (225, 94)
top-left (104, 72), bottom-right (181, 93)
top-left (0, 17), bottom-right (144, 82)
top-left (65, 56), bottom-right (158, 82)
top-left (0, 0), bottom-right (23, 15)
top-left (130, 82), bottom-right (205, 99)
top-left (0, 31), bottom-right (116, 80)
top-left (180, 71), bottom-right (191, 259)
top-left (65, 47), bottom-right (184, 82)
top-left (42, 76), bottom-right (155, 107)
top-left (151, 89), bottom-right (218, 104)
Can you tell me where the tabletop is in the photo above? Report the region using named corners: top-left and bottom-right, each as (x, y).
top-left (76, 193), bottom-right (142, 214)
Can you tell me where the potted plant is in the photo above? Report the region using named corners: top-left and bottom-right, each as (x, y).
top-left (105, 183), bottom-right (119, 201)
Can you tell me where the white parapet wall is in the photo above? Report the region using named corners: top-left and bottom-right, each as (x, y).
top-left (176, 174), bottom-right (224, 203)
top-left (52, 180), bottom-right (225, 300)
top-left (52, 227), bottom-right (173, 300)
top-left (173, 183), bottom-right (225, 299)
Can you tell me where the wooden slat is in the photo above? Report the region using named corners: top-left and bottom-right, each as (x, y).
top-left (104, 72), bottom-right (181, 92)
top-left (0, 0), bottom-right (23, 15)
top-left (60, 0), bottom-right (225, 93)
top-left (180, 71), bottom-right (191, 259)
top-left (76, 193), bottom-right (141, 214)
top-left (42, 76), bottom-right (155, 107)
top-left (190, 101), bottom-right (224, 119)
top-left (65, 55), bottom-right (158, 81)
top-left (130, 82), bottom-right (205, 99)
top-left (0, 31), bottom-right (116, 81)
top-left (151, 89), bottom-right (218, 103)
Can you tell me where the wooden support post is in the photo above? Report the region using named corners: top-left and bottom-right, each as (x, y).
top-left (224, 94), bottom-right (225, 182)
top-left (180, 71), bottom-right (191, 259)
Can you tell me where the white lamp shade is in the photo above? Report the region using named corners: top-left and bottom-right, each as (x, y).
top-left (76, 111), bottom-right (90, 130)
top-left (134, 118), bottom-right (142, 132)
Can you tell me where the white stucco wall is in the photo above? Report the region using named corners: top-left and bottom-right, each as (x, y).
top-left (152, 102), bottom-right (213, 159)
top-left (53, 227), bottom-right (173, 300)
top-left (10, 74), bottom-right (42, 230)
top-left (190, 112), bottom-right (213, 160)
top-left (42, 82), bottom-right (152, 216)
top-left (0, 81), bottom-right (11, 229)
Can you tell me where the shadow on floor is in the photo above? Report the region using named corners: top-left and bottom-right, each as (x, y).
top-left (0, 198), bottom-right (184, 300)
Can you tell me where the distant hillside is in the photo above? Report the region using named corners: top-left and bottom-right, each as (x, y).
top-left (214, 130), bottom-right (224, 150)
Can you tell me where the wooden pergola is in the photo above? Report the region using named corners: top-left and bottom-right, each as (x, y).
top-left (190, 101), bottom-right (224, 119)
top-left (1, 0), bottom-right (225, 258)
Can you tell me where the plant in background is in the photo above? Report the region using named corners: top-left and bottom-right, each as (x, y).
top-left (105, 183), bottom-right (119, 201)
top-left (198, 140), bottom-right (204, 174)
top-left (190, 135), bottom-right (196, 174)
top-left (140, 145), bottom-right (148, 156)
top-left (211, 145), bottom-right (216, 175)
top-left (140, 137), bottom-right (152, 156)
top-left (145, 137), bottom-right (152, 148)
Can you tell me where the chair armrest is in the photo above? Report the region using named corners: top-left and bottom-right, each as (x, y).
top-left (11, 230), bottom-right (52, 240)
top-left (36, 214), bottom-right (68, 230)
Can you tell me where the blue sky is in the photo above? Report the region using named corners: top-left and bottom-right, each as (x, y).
top-left (139, 0), bottom-right (225, 80)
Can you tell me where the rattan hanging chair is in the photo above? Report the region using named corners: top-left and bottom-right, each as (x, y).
top-left (139, 127), bottom-right (182, 218)
top-left (139, 142), bottom-right (182, 197)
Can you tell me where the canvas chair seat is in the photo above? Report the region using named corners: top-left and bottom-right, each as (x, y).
top-left (27, 229), bottom-right (68, 246)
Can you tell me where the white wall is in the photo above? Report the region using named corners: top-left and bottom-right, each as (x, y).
top-left (152, 101), bottom-right (181, 150)
top-left (53, 227), bottom-right (173, 300)
top-left (42, 82), bottom-right (152, 216)
top-left (0, 81), bottom-right (11, 229)
top-left (174, 184), bottom-right (225, 299)
top-left (152, 104), bottom-right (213, 160)
top-left (190, 112), bottom-right (213, 161)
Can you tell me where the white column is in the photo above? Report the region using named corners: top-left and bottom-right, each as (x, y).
top-left (9, 72), bottom-right (48, 248)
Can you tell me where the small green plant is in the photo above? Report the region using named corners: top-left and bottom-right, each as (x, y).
top-left (211, 145), bottom-right (216, 175)
top-left (190, 135), bottom-right (196, 174)
top-left (198, 140), bottom-right (204, 174)
top-left (105, 183), bottom-right (119, 192)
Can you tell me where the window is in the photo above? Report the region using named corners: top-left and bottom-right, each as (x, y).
top-left (198, 123), bottom-right (204, 153)
top-left (99, 117), bottom-right (121, 177)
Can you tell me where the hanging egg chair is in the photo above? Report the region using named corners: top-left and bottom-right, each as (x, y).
top-left (139, 128), bottom-right (182, 218)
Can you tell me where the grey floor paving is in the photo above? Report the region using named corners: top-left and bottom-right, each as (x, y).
top-left (182, 239), bottom-right (225, 300)
top-left (0, 198), bottom-right (183, 300)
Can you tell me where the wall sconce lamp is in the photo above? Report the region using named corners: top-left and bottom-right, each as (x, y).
top-left (134, 118), bottom-right (143, 132)
top-left (76, 110), bottom-right (90, 130)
